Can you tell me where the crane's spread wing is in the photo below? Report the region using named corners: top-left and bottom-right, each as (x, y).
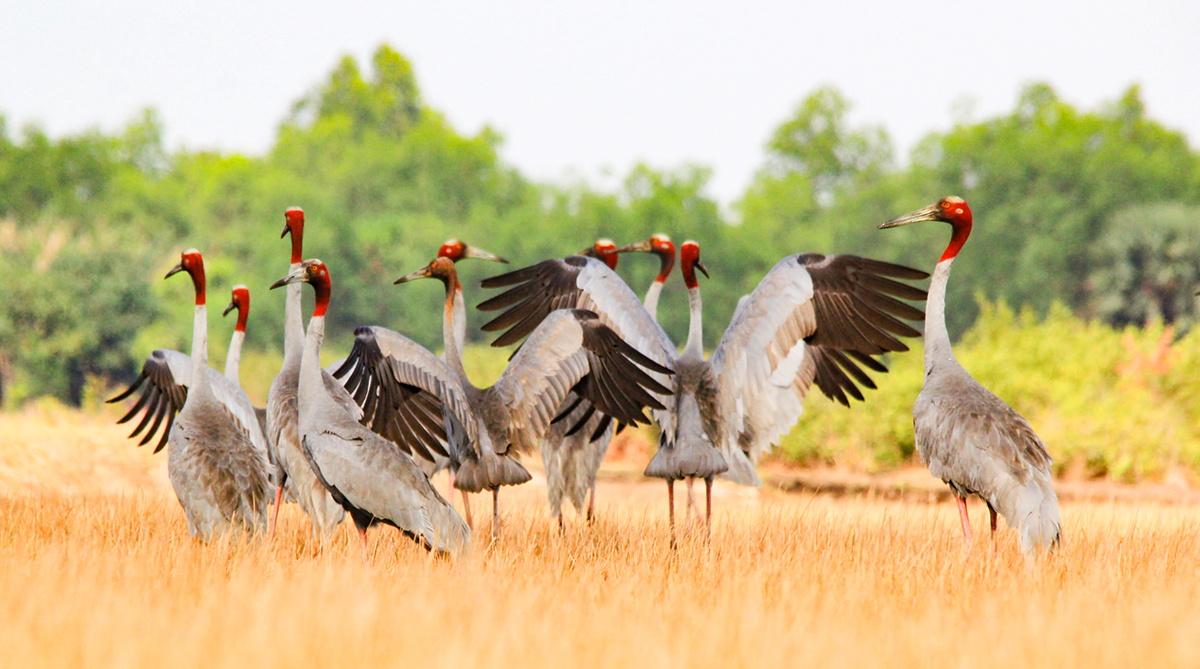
top-left (333, 326), bottom-right (476, 464)
top-left (493, 309), bottom-right (673, 455)
top-left (108, 349), bottom-right (191, 453)
top-left (479, 255), bottom-right (678, 441)
top-left (710, 254), bottom-right (927, 465)
top-left (108, 348), bottom-right (271, 461)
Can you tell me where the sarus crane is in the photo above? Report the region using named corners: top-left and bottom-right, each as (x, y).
top-left (150, 249), bottom-right (272, 540)
top-left (880, 196), bottom-right (1060, 556)
top-left (271, 259), bottom-right (470, 557)
top-left (478, 239), bottom-right (927, 540)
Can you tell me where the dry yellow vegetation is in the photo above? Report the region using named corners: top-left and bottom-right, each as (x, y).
top-left (2, 408), bottom-right (1199, 668)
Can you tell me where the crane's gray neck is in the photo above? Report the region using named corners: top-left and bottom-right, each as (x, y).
top-left (190, 303), bottom-right (212, 395)
top-left (224, 329), bottom-right (244, 384)
top-left (924, 258), bottom-right (956, 374)
top-left (299, 313), bottom-right (326, 419)
top-left (643, 280), bottom-right (664, 322)
top-left (283, 262), bottom-right (303, 367)
top-left (684, 286), bottom-right (703, 359)
top-left (453, 285), bottom-right (467, 353)
top-left (442, 287), bottom-right (472, 388)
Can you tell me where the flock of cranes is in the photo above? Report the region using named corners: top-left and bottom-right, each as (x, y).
top-left (109, 196), bottom-right (1061, 559)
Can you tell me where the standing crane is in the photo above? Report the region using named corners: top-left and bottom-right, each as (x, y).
top-left (535, 240), bottom-right (629, 526)
top-left (333, 237), bottom-right (508, 530)
top-left (267, 207), bottom-right (347, 538)
top-left (478, 240), bottom-right (927, 539)
top-left (537, 235), bottom-right (678, 526)
top-left (159, 249), bottom-right (271, 540)
top-left (270, 260), bottom-right (471, 557)
top-left (879, 196), bottom-right (1061, 555)
top-left (335, 256), bottom-right (675, 540)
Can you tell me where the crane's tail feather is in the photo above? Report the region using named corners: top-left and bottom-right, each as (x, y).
top-left (644, 440), bottom-right (728, 481)
top-left (454, 452), bottom-right (531, 493)
top-left (718, 448), bottom-right (762, 488)
top-left (997, 472), bottom-right (1061, 557)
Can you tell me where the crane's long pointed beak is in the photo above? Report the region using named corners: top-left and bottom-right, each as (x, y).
top-left (270, 266), bottom-right (307, 290)
top-left (879, 204), bottom-right (942, 229)
top-left (222, 300), bottom-right (237, 317)
top-left (463, 246), bottom-right (508, 263)
top-left (164, 262), bottom-right (185, 280)
top-left (695, 259), bottom-right (709, 279)
top-left (280, 223), bottom-right (291, 239)
top-left (395, 266), bottom-right (433, 284)
top-left (614, 239), bottom-right (653, 254)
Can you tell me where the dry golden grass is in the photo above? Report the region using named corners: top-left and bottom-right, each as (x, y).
top-left (2, 408), bottom-right (1199, 668)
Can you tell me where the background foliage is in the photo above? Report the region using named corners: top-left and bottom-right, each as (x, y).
top-left (3, 45), bottom-right (1200, 481)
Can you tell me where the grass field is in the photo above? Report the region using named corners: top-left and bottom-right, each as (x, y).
top-left (2, 408), bottom-right (1199, 668)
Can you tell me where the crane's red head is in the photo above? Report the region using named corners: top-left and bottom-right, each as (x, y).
top-left (438, 238), bottom-right (508, 264)
top-left (269, 259), bottom-right (330, 317)
top-left (583, 238), bottom-right (619, 270)
top-left (165, 248), bottom-right (206, 306)
top-left (282, 207), bottom-right (305, 264)
top-left (223, 285), bottom-right (250, 332)
top-left (615, 233), bottom-right (675, 282)
top-left (879, 196), bottom-right (973, 262)
top-left (679, 240), bottom-right (708, 289)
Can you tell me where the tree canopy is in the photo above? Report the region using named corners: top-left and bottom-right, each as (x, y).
top-left (2, 44), bottom-right (1198, 405)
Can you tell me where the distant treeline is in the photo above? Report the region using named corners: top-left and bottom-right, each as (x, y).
top-left (2, 45), bottom-right (1199, 405)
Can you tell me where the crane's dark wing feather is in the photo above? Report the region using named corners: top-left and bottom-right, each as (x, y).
top-left (108, 349), bottom-right (190, 454)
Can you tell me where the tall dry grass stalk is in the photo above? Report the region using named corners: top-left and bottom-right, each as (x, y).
top-left (2, 480), bottom-right (1197, 668)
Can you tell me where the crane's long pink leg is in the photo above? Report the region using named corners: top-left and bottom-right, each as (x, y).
top-left (269, 486), bottom-right (284, 537)
top-left (691, 477), bottom-right (700, 525)
top-left (704, 475), bottom-right (713, 538)
top-left (989, 506), bottom-right (998, 535)
top-left (491, 488), bottom-right (500, 543)
top-left (586, 484), bottom-right (596, 523)
top-left (667, 479), bottom-right (676, 549)
top-left (462, 491), bottom-right (473, 529)
top-left (359, 527), bottom-right (370, 564)
top-left (956, 495), bottom-right (974, 548)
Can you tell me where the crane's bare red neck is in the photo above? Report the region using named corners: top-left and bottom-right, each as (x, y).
top-left (939, 201), bottom-right (973, 263)
top-left (183, 255), bottom-right (206, 306)
top-left (233, 289), bottom-right (249, 332)
top-left (680, 243), bottom-right (701, 289)
top-left (310, 265), bottom-right (331, 318)
top-left (285, 208), bottom-right (305, 264)
top-left (654, 245), bottom-right (675, 283)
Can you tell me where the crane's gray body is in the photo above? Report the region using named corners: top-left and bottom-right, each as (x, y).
top-left (916, 259), bottom-right (1060, 555)
top-left (643, 355), bottom-right (727, 481)
top-left (298, 312), bottom-right (471, 557)
top-left (267, 271), bottom-right (346, 537)
top-left (167, 304), bottom-right (271, 541)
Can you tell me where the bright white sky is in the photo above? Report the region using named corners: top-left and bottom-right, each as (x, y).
top-left (3, 0), bottom-right (1198, 206)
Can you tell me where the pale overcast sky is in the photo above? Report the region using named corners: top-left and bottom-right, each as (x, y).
top-left (3, 0), bottom-right (1198, 205)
